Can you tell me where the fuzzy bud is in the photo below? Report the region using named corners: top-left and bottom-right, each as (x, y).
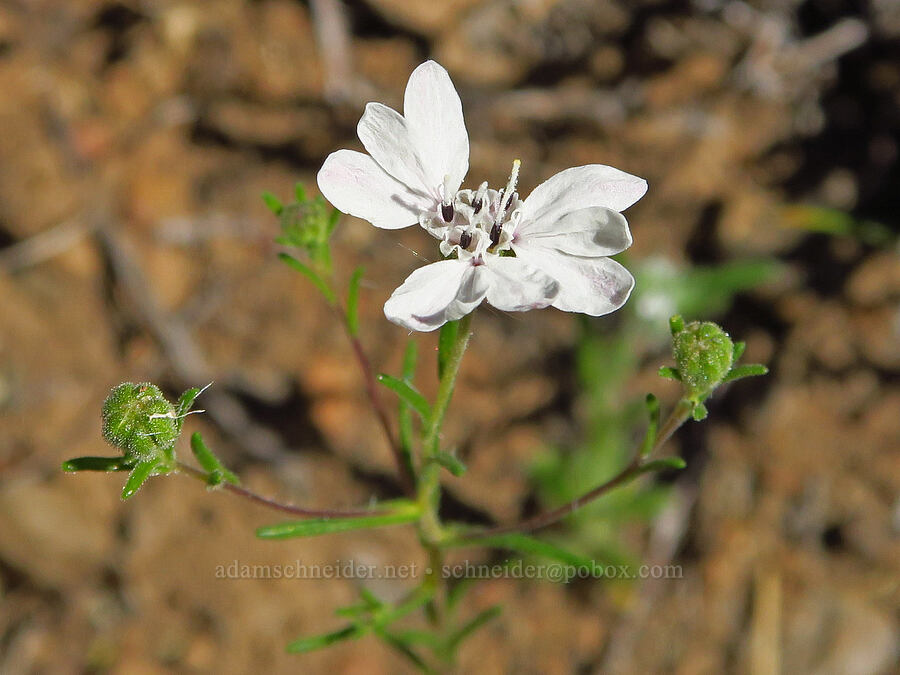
top-left (101, 382), bottom-right (179, 461)
top-left (671, 318), bottom-right (734, 402)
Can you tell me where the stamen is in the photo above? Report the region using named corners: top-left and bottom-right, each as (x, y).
top-left (472, 181), bottom-right (488, 214)
top-left (489, 222), bottom-right (502, 247)
top-left (501, 159), bottom-right (521, 212)
top-left (459, 231), bottom-right (472, 249)
top-left (441, 174), bottom-right (455, 222)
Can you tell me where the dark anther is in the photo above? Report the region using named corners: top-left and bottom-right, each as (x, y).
top-left (459, 231), bottom-right (472, 249)
top-left (489, 222), bottom-right (502, 247)
top-left (441, 202), bottom-right (454, 223)
top-left (473, 198), bottom-right (482, 214)
top-left (505, 191), bottom-right (518, 211)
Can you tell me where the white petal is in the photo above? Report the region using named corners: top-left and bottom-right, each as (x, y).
top-left (521, 165), bottom-right (648, 229)
top-left (357, 102), bottom-right (431, 194)
top-left (384, 260), bottom-right (488, 332)
top-left (515, 206), bottom-right (632, 257)
top-left (483, 257), bottom-right (559, 312)
top-left (514, 248), bottom-right (634, 316)
top-left (403, 61), bottom-right (469, 194)
top-left (317, 150), bottom-right (431, 230)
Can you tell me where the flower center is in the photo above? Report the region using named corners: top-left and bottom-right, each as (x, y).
top-left (426, 160), bottom-right (524, 263)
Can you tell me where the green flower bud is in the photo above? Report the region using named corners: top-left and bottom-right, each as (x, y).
top-left (671, 319), bottom-right (734, 402)
top-left (101, 383), bottom-right (178, 461)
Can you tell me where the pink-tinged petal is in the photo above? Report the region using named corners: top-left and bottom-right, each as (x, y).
top-left (483, 257), bottom-right (559, 312)
top-left (515, 248), bottom-right (634, 316)
top-left (317, 150), bottom-right (432, 230)
top-left (357, 102), bottom-right (431, 194)
top-left (384, 260), bottom-right (488, 332)
top-left (521, 165), bottom-right (647, 229)
top-left (514, 207), bottom-right (632, 257)
top-left (403, 61), bottom-right (469, 194)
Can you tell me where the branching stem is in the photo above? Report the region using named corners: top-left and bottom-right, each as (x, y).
top-left (175, 461), bottom-right (390, 519)
top-left (457, 398), bottom-right (694, 540)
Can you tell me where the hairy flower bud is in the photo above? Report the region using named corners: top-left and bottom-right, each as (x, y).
top-left (101, 382), bottom-right (179, 461)
top-left (671, 318), bottom-right (734, 403)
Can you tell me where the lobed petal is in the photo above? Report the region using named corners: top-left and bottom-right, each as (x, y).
top-left (384, 260), bottom-right (488, 332)
top-left (514, 206), bottom-right (632, 257)
top-left (521, 165), bottom-right (647, 229)
top-left (404, 61), bottom-right (469, 194)
top-left (483, 257), bottom-right (559, 312)
top-left (317, 150), bottom-right (432, 230)
top-left (514, 248), bottom-right (635, 316)
top-left (357, 102), bottom-right (431, 195)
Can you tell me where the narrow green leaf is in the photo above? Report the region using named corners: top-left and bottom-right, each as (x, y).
top-left (435, 449), bottom-right (466, 477)
top-left (190, 432), bottom-right (239, 486)
top-left (438, 320), bottom-right (459, 379)
top-left (446, 578), bottom-right (474, 613)
top-left (658, 366), bottom-right (681, 381)
top-left (121, 458), bottom-right (160, 500)
top-left (447, 533), bottom-right (594, 568)
top-left (375, 630), bottom-right (432, 672)
top-left (346, 266), bottom-right (365, 337)
top-left (732, 341), bottom-right (746, 362)
top-left (446, 606), bottom-right (502, 652)
top-left (359, 588), bottom-right (384, 609)
top-left (397, 341), bottom-right (418, 479)
top-left (377, 374), bottom-right (431, 423)
top-left (62, 456), bottom-right (135, 472)
top-left (334, 604), bottom-right (371, 621)
top-left (294, 183), bottom-right (307, 203)
top-left (669, 314), bottom-right (685, 336)
top-left (326, 207), bottom-right (341, 235)
top-left (639, 457), bottom-right (687, 473)
top-left (278, 253), bottom-right (336, 304)
top-left (640, 394), bottom-right (660, 457)
top-left (261, 191), bottom-right (283, 216)
top-left (175, 383), bottom-right (210, 431)
top-left (722, 364), bottom-right (768, 383)
top-left (286, 625), bottom-right (365, 653)
top-left (256, 504), bottom-right (421, 539)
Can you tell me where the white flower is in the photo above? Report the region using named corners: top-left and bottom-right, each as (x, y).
top-left (317, 61), bottom-right (468, 231)
top-left (316, 60), bottom-right (648, 332)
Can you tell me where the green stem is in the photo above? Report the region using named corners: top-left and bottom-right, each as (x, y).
top-left (415, 314), bottom-right (474, 634)
top-left (423, 314), bottom-right (473, 459)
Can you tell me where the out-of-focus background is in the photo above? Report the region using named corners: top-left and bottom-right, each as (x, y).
top-left (0, 0), bottom-right (898, 672)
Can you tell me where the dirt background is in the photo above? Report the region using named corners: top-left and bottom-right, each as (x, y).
top-left (0, 0), bottom-right (898, 673)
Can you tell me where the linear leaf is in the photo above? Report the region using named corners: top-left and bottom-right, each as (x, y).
top-left (286, 625), bottom-right (365, 653)
top-left (346, 266), bottom-right (365, 337)
top-left (435, 449), bottom-right (466, 477)
top-left (640, 393), bottom-right (660, 457)
top-left (261, 191), bottom-right (283, 216)
top-left (121, 458), bottom-right (160, 500)
top-left (190, 432), bottom-right (239, 485)
top-left (397, 341), bottom-right (418, 475)
top-left (62, 456), bottom-right (135, 472)
top-left (447, 533), bottom-right (594, 568)
top-left (377, 374), bottom-right (431, 422)
top-left (722, 364), bottom-right (768, 383)
top-left (446, 606), bottom-right (502, 652)
top-left (658, 366), bottom-right (681, 381)
top-left (278, 253), bottom-right (336, 304)
top-left (640, 457), bottom-right (687, 474)
top-left (257, 504), bottom-right (421, 540)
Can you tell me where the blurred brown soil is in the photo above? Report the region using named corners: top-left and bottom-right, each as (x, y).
top-left (0, 1), bottom-right (898, 673)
